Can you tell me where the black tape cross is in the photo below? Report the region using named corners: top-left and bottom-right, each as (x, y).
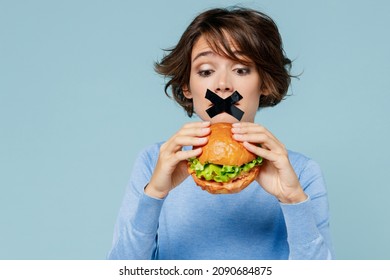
top-left (205, 89), bottom-right (244, 121)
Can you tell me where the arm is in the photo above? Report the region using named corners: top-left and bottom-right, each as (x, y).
top-left (280, 159), bottom-right (334, 259)
top-left (107, 121), bottom-right (210, 259)
top-left (107, 145), bottom-right (164, 259)
top-left (232, 122), bottom-right (334, 259)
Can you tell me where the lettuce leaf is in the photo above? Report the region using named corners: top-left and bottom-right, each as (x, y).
top-left (188, 156), bottom-right (263, 183)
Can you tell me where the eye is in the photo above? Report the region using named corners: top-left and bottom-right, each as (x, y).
top-left (234, 67), bottom-right (251, 76)
top-left (197, 69), bottom-right (214, 77)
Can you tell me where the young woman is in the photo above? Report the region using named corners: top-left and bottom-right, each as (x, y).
top-left (108, 7), bottom-right (334, 260)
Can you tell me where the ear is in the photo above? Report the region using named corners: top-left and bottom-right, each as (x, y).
top-left (182, 85), bottom-right (192, 99)
top-left (259, 91), bottom-right (270, 101)
top-left (259, 73), bottom-right (275, 96)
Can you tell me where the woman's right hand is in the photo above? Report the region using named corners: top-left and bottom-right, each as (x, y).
top-left (145, 121), bottom-right (210, 199)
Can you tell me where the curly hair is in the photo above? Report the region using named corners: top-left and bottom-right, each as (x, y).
top-left (155, 7), bottom-right (292, 117)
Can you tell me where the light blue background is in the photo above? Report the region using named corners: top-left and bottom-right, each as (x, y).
top-left (1, 0), bottom-right (389, 259)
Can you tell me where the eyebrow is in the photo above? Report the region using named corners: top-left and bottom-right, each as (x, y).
top-left (192, 51), bottom-right (214, 62)
top-left (192, 50), bottom-right (249, 64)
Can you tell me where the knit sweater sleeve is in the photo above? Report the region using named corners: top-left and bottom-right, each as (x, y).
top-left (107, 144), bottom-right (163, 260)
top-left (280, 158), bottom-right (334, 259)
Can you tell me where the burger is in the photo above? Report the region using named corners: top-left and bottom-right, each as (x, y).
top-left (188, 122), bottom-right (263, 194)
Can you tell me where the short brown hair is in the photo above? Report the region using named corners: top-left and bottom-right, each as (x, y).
top-left (155, 6), bottom-right (293, 117)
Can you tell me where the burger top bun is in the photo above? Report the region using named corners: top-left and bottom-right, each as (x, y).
top-left (197, 122), bottom-right (257, 166)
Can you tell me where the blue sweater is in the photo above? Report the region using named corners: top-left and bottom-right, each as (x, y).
top-left (108, 142), bottom-right (334, 259)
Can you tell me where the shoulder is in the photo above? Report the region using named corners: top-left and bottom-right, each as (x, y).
top-left (129, 142), bottom-right (165, 180)
top-left (288, 150), bottom-right (326, 193)
top-left (288, 150), bottom-right (323, 181)
top-left (126, 142), bottom-right (165, 195)
top-left (136, 142), bottom-right (164, 164)
top-left (288, 149), bottom-right (311, 169)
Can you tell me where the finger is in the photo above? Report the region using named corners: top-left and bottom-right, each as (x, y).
top-left (163, 135), bottom-right (207, 155)
top-left (177, 123), bottom-right (211, 138)
top-left (177, 127), bottom-right (210, 139)
top-left (232, 132), bottom-right (284, 153)
top-left (243, 141), bottom-right (289, 170)
top-left (175, 147), bottom-right (203, 161)
top-left (242, 141), bottom-right (280, 162)
top-left (232, 122), bottom-right (280, 144)
top-left (173, 135), bottom-right (208, 148)
top-left (163, 122), bottom-right (210, 153)
top-left (173, 148), bottom-right (202, 165)
top-left (232, 122), bottom-right (284, 149)
top-left (157, 146), bottom-right (203, 173)
top-left (182, 120), bottom-right (210, 129)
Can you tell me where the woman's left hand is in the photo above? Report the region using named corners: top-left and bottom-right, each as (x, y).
top-left (232, 122), bottom-right (307, 204)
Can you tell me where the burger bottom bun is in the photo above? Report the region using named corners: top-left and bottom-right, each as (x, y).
top-left (188, 166), bottom-right (261, 194)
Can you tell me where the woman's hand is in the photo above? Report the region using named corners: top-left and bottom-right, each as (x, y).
top-left (145, 121), bottom-right (210, 199)
top-left (232, 122), bottom-right (307, 204)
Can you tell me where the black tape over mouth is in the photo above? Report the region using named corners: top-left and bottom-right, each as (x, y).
top-left (205, 89), bottom-right (244, 121)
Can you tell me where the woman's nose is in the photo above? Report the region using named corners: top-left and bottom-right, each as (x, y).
top-left (214, 72), bottom-right (233, 96)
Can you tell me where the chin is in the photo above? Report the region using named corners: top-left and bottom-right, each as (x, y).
top-left (208, 113), bottom-right (240, 124)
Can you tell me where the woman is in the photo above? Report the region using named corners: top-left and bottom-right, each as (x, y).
top-left (108, 6), bottom-right (334, 260)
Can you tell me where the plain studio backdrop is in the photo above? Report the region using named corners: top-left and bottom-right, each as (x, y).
top-left (1, 0), bottom-right (389, 259)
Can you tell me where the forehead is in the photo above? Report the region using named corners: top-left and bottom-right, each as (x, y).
top-left (191, 34), bottom-right (250, 64)
top-left (191, 36), bottom-right (211, 57)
